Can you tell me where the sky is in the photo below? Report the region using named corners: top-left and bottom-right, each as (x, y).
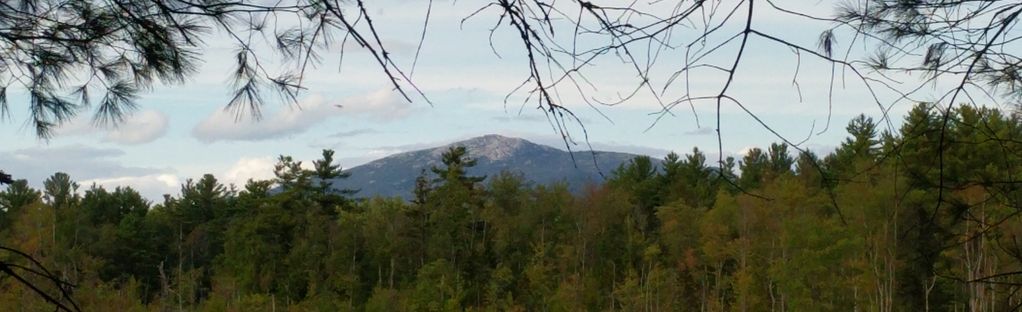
top-left (0, 0), bottom-right (982, 200)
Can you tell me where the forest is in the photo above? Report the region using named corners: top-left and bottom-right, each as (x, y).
top-left (3, 102), bottom-right (1022, 311)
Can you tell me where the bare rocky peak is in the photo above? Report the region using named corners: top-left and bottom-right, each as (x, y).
top-left (430, 134), bottom-right (549, 161)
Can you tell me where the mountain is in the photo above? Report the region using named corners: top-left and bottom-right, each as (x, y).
top-left (331, 134), bottom-right (641, 199)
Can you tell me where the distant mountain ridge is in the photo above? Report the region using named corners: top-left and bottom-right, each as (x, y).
top-left (331, 134), bottom-right (641, 199)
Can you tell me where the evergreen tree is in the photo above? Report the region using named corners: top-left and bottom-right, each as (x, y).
top-left (0, 180), bottom-right (40, 213)
top-left (42, 172), bottom-right (78, 210)
top-left (8, 108), bottom-right (1022, 310)
top-left (607, 156), bottom-right (661, 233)
top-left (274, 155), bottom-right (312, 192)
top-left (431, 146), bottom-right (486, 189)
top-left (739, 148), bottom-right (768, 189)
top-left (310, 149), bottom-right (355, 213)
top-left (767, 143), bottom-right (795, 176)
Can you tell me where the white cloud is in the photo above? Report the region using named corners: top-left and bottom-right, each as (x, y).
top-left (220, 156), bottom-right (317, 186)
top-left (103, 110), bottom-right (170, 144)
top-left (81, 174), bottom-right (181, 201)
top-left (737, 146), bottom-right (757, 157)
top-left (683, 127), bottom-right (715, 136)
top-left (192, 89), bottom-right (411, 143)
top-left (0, 145), bottom-right (179, 201)
top-left (53, 110), bottom-right (169, 145)
top-left (328, 128), bottom-right (379, 138)
top-left (1, 145), bottom-right (162, 183)
top-left (191, 95), bottom-right (335, 142)
top-left (223, 157), bottom-right (277, 186)
top-left (339, 88), bottom-right (413, 121)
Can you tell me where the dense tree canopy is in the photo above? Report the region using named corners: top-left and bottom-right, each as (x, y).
top-left (2, 0), bottom-right (1022, 310)
top-left (3, 105), bottom-right (1022, 310)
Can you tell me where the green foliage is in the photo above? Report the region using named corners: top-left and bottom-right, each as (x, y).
top-left (739, 147), bottom-right (768, 189)
top-left (1, 180), bottom-right (41, 212)
top-left (43, 172), bottom-right (78, 210)
top-left (432, 146), bottom-right (486, 188)
top-left (6, 106), bottom-right (1022, 310)
top-left (0, 179), bottom-right (40, 228)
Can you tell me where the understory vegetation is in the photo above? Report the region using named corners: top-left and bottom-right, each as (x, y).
top-left (5, 103), bottom-right (1022, 311)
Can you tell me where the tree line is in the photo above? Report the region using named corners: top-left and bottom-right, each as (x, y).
top-left (4, 103), bottom-right (1022, 311)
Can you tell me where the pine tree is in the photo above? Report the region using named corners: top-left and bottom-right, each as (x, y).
top-left (767, 143), bottom-right (795, 176)
top-left (739, 148), bottom-right (768, 189)
top-left (312, 149), bottom-right (354, 195)
top-left (0, 180), bottom-right (40, 229)
top-left (431, 146), bottom-right (486, 189)
top-left (42, 173), bottom-right (78, 210)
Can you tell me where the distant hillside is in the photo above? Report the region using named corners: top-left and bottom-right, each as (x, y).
top-left (331, 134), bottom-right (641, 199)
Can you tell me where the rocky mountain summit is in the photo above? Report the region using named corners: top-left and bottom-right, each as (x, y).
top-left (332, 134), bottom-right (640, 199)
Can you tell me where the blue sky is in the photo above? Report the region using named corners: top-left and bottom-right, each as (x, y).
top-left (0, 0), bottom-right (970, 199)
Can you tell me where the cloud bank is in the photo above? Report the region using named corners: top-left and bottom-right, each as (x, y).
top-left (0, 145), bottom-right (178, 200)
top-left (192, 89), bottom-right (410, 143)
top-left (54, 109), bottom-right (169, 145)
top-left (222, 157), bottom-right (277, 186)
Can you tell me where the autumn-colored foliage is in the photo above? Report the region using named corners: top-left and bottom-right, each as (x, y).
top-left (4, 103), bottom-right (1022, 310)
